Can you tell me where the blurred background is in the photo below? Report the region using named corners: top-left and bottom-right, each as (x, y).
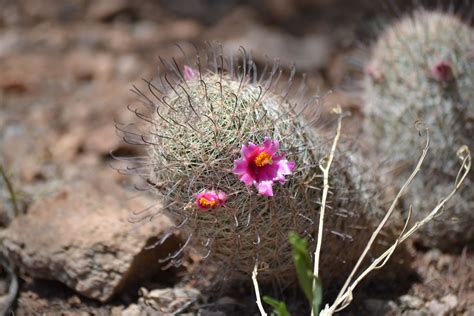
top-left (0, 0), bottom-right (472, 315)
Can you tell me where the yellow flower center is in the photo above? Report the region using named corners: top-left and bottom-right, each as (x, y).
top-left (254, 152), bottom-right (273, 167)
top-left (199, 197), bottom-right (217, 208)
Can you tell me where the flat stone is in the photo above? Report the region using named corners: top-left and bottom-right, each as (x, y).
top-left (121, 304), bottom-right (143, 316)
top-left (1, 174), bottom-right (179, 302)
top-left (399, 294), bottom-right (424, 309)
top-left (440, 294), bottom-right (458, 309)
top-left (425, 299), bottom-right (450, 315)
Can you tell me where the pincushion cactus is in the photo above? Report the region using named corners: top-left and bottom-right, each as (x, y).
top-left (118, 45), bottom-right (388, 286)
top-left (363, 10), bottom-right (473, 249)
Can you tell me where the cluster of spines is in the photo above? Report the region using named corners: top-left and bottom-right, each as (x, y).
top-left (114, 44), bottom-right (385, 286)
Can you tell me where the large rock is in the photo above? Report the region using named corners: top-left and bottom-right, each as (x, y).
top-left (0, 175), bottom-right (179, 302)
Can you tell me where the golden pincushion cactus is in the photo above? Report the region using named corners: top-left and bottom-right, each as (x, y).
top-left (363, 10), bottom-right (473, 249)
top-left (117, 46), bottom-right (389, 286)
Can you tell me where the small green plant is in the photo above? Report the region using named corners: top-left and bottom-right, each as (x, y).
top-left (262, 296), bottom-right (291, 316)
top-left (0, 163), bottom-right (21, 225)
top-left (0, 164), bottom-right (19, 215)
top-left (262, 232), bottom-right (322, 316)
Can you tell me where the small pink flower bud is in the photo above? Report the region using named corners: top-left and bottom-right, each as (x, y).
top-left (195, 190), bottom-right (227, 210)
top-left (431, 59), bottom-right (453, 82)
top-left (366, 62), bottom-right (384, 82)
top-left (183, 65), bottom-right (198, 81)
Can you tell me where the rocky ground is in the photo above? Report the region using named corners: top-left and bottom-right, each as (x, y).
top-left (0, 0), bottom-right (472, 315)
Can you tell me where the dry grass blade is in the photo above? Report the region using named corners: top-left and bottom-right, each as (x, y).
top-left (0, 163), bottom-right (20, 218)
top-left (252, 262), bottom-right (268, 316)
top-left (311, 106), bottom-right (342, 316)
top-left (321, 140), bottom-right (472, 315)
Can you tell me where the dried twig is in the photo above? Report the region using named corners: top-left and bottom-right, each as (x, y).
top-left (321, 140), bottom-right (472, 315)
top-left (311, 106), bottom-right (342, 316)
top-left (252, 262), bottom-right (268, 316)
top-left (252, 107), bottom-right (344, 316)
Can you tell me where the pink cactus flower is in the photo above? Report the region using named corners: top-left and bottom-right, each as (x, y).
top-left (183, 65), bottom-right (198, 81)
top-left (366, 61), bottom-right (384, 82)
top-left (233, 138), bottom-right (295, 196)
top-left (195, 190), bottom-right (227, 210)
top-left (431, 59), bottom-right (453, 82)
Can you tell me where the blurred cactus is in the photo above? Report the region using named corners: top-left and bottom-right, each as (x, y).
top-left (116, 45), bottom-right (387, 285)
top-left (363, 10), bottom-right (473, 249)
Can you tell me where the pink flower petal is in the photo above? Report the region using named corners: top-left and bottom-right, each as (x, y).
top-left (257, 180), bottom-right (274, 196)
top-left (217, 191), bottom-right (228, 203)
top-left (240, 173), bottom-right (255, 186)
top-left (263, 137), bottom-right (279, 155)
top-left (233, 159), bottom-right (248, 174)
top-left (257, 163), bottom-right (279, 181)
top-left (278, 159), bottom-right (295, 175)
top-left (242, 143), bottom-right (258, 158)
top-left (275, 160), bottom-right (295, 183)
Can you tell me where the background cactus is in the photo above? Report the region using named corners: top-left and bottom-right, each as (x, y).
top-left (118, 45), bottom-right (393, 287)
top-left (363, 10), bottom-right (473, 249)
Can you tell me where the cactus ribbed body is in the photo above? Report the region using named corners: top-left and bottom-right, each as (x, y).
top-left (364, 11), bottom-right (473, 249)
top-left (120, 47), bottom-right (389, 285)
